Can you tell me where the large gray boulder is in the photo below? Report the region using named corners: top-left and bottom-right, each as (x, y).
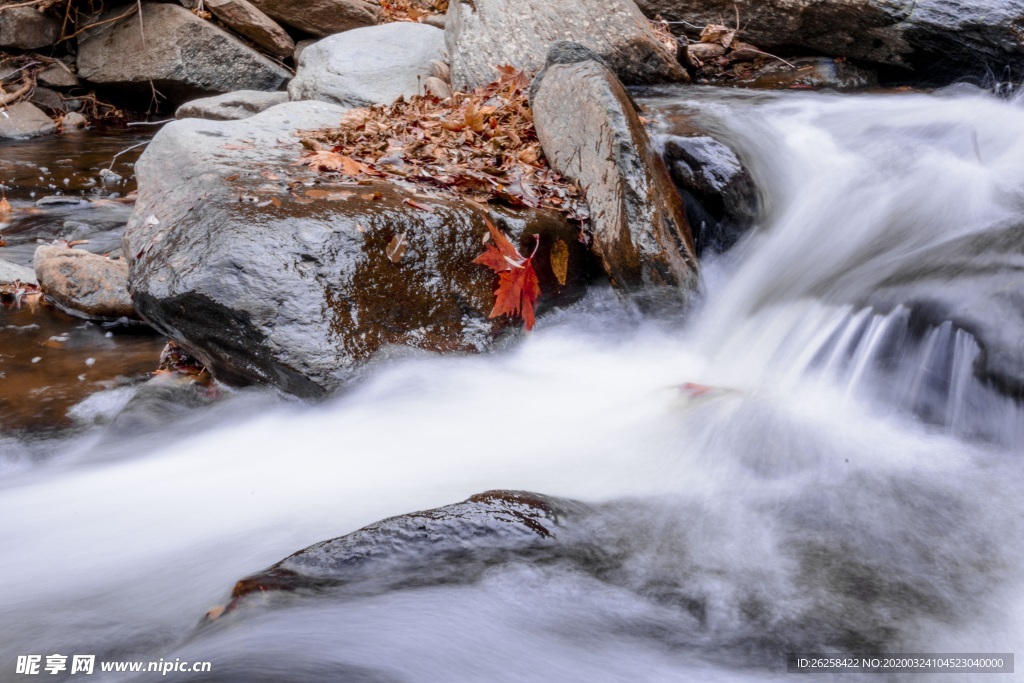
top-left (77, 3), bottom-right (290, 107)
top-left (0, 101), bottom-right (57, 139)
top-left (288, 24), bottom-right (446, 107)
top-left (531, 43), bottom-right (698, 299)
top-left (176, 90), bottom-right (289, 120)
top-left (0, 6), bottom-right (59, 49)
top-left (864, 222), bottom-right (1024, 399)
top-left (446, 0), bottom-right (688, 92)
top-left (247, 0), bottom-right (380, 37)
top-left (635, 0), bottom-right (1024, 81)
top-left (124, 101), bottom-right (588, 398)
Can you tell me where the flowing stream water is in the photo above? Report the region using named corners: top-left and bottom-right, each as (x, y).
top-left (2, 87), bottom-right (1024, 681)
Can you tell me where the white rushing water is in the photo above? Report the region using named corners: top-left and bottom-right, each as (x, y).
top-left (3, 87), bottom-right (1024, 682)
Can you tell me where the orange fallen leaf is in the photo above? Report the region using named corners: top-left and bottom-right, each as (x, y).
top-left (386, 232), bottom-right (408, 263)
top-left (403, 197), bottom-right (435, 212)
top-left (550, 238), bottom-right (569, 286)
top-left (473, 217), bottom-right (541, 330)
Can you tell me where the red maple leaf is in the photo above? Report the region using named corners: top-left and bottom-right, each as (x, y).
top-left (473, 218), bottom-right (541, 330)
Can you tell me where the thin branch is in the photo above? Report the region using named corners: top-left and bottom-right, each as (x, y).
top-left (106, 140), bottom-right (149, 172)
top-left (60, 5), bottom-right (137, 42)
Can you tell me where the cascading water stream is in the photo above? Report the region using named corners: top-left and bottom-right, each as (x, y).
top-left (3, 86), bottom-right (1024, 681)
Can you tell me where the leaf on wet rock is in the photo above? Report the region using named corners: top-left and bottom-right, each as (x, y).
top-left (0, 195), bottom-right (10, 218)
top-left (550, 239), bottom-right (569, 286)
top-left (297, 151), bottom-right (372, 176)
top-left (473, 217), bottom-right (541, 330)
top-left (386, 232), bottom-right (408, 263)
top-left (403, 197), bottom-right (435, 212)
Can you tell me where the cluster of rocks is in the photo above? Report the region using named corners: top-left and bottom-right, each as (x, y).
top-left (7, 0), bottom-right (1024, 405)
top-left (123, 37), bottom-right (697, 398)
top-left (641, 0), bottom-right (1024, 84)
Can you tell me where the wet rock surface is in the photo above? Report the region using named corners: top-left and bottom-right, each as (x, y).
top-left (77, 3), bottom-right (291, 107)
top-left (34, 245), bottom-right (137, 321)
top-left (176, 90), bottom-right (289, 121)
top-left (125, 101), bottom-right (592, 398)
top-left (659, 133), bottom-right (759, 256)
top-left (531, 43), bottom-right (698, 299)
top-left (288, 24), bottom-right (446, 107)
top-left (445, 0), bottom-right (688, 92)
top-left (864, 221), bottom-right (1024, 399)
top-left (247, 0), bottom-right (380, 37)
top-left (224, 491), bottom-right (579, 606)
top-left (636, 0), bottom-right (1024, 82)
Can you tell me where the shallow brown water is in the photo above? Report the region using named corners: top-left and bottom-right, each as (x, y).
top-left (0, 299), bottom-right (165, 433)
top-left (1, 128), bottom-right (166, 433)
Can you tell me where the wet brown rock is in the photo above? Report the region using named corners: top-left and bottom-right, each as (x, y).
top-left (125, 101), bottom-right (593, 398)
top-left (34, 245), bottom-right (138, 320)
top-left (247, 0), bottom-right (380, 37)
top-left (531, 43), bottom-right (698, 300)
top-left (446, 0), bottom-right (688, 92)
top-left (204, 0), bottom-right (295, 58)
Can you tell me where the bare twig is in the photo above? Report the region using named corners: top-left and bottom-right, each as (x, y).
top-left (106, 140), bottom-right (149, 172)
top-left (60, 5), bottom-right (137, 42)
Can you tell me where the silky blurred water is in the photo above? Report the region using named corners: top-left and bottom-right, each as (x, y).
top-left (2, 88), bottom-right (1024, 681)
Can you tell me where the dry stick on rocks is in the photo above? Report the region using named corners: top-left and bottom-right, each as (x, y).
top-left (0, 77), bottom-right (33, 107)
top-left (61, 5), bottom-right (138, 42)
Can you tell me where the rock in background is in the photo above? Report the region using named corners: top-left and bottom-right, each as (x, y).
top-left (203, 0), bottom-right (296, 58)
top-left (247, 0), bottom-right (380, 37)
top-left (531, 43), bottom-right (698, 300)
top-left (0, 101), bottom-right (57, 139)
top-left (636, 0), bottom-right (1024, 82)
top-left (34, 245), bottom-right (137, 320)
top-left (77, 3), bottom-right (291, 106)
top-left (176, 90), bottom-right (289, 120)
top-left (289, 23), bottom-right (446, 107)
top-left (0, 6), bottom-right (59, 49)
top-left (446, 0), bottom-right (688, 92)
top-left (657, 132), bottom-right (759, 256)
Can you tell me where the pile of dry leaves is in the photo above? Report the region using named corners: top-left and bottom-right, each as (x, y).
top-left (681, 17), bottom-right (795, 83)
top-left (297, 66), bottom-right (587, 222)
top-left (379, 0), bottom-right (448, 23)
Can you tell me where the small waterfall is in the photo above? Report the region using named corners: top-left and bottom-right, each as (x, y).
top-left (4, 87), bottom-right (1024, 681)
